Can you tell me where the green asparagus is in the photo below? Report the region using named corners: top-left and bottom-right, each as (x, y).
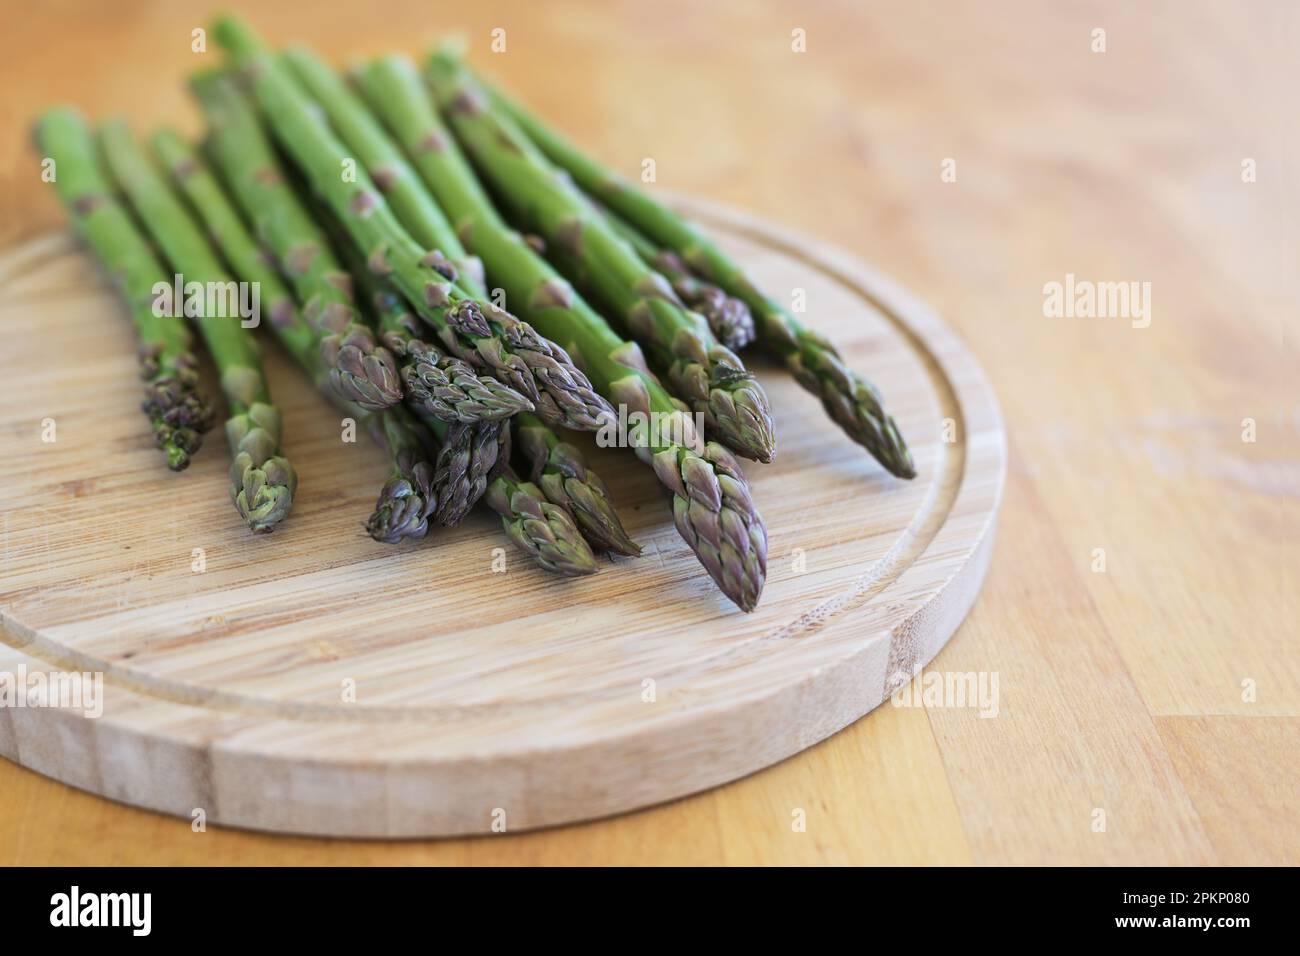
top-left (344, 225), bottom-right (507, 528)
top-left (485, 470), bottom-right (598, 577)
top-left (35, 109), bottom-right (213, 470)
top-left (282, 46), bottom-right (485, 295)
top-left (187, 77), bottom-right (437, 543)
top-left (194, 71), bottom-right (524, 437)
top-left (423, 55), bottom-right (777, 464)
top-left (213, 16), bottom-right (615, 434)
top-left (34, 18), bottom-right (925, 611)
top-left (514, 412), bottom-right (640, 556)
top-left (153, 126), bottom-right (303, 350)
top-left (427, 418), bottom-right (506, 526)
top-left (343, 221), bottom-right (533, 423)
top-left (600, 203), bottom-right (755, 351)
top-left (99, 119), bottom-right (295, 533)
top-left (364, 404), bottom-right (439, 543)
top-left (468, 59), bottom-right (915, 478)
top-left (358, 55), bottom-right (767, 609)
top-left (190, 71), bottom-right (401, 412)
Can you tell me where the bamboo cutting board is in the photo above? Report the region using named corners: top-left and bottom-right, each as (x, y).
top-left (0, 198), bottom-right (1004, 837)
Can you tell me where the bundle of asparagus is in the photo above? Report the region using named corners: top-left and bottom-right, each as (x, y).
top-left (100, 118), bottom-right (297, 534)
top-left (33, 14), bottom-right (914, 612)
top-left (458, 57), bottom-right (916, 480)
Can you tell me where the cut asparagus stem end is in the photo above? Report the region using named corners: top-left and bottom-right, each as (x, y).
top-left (226, 407), bottom-right (297, 534)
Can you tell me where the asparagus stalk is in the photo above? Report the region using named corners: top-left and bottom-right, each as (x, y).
top-left (153, 127), bottom-right (304, 351)
top-left (349, 236), bottom-right (508, 529)
top-left (281, 46), bottom-right (485, 295)
top-left (357, 55), bottom-right (767, 609)
top-left (212, 16), bottom-right (614, 434)
top-left (364, 404), bottom-right (439, 543)
top-left (189, 71), bottom-right (401, 412)
top-left (188, 76), bottom-right (437, 543)
top-left (599, 204), bottom-right (755, 351)
top-left (514, 412), bottom-right (640, 556)
top-left (423, 56), bottom-right (777, 465)
top-left (468, 60), bottom-right (915, 478)
top-left (35, 109), bottom-right (213, 470)
top-left (99, 119), bottom-right (295, 533)
top-left (194, 72), bottom-right (522, 428)
top-left (342, 220), bottom-right (533, 424)
top-left (427, 418), bottom-right (506, 526)
top-left (485, 470), bottom-right (598, 577)
top-left (329, 207), bottom-right (508, 526)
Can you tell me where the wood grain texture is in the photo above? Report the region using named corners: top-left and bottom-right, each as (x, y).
top-left (0, 197), bottom-right (1004, 836)
top-left (1, 0), bottom-right (1296, 863)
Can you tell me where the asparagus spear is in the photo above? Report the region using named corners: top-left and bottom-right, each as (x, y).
top-left (190, 71), bottom-right (401, 412)
top-left (187, 77), bottom-right (438, 543)
top-left (357, 55), bottom-right (767, 609)
top-left (423, 56), bottom-right (777, 465)
top-left (485, 470), bottom-right (598, 576)
top-left (281, 46), bottom-right (485, 295)
top-left (427, 418), bottom-right (506, 526)
top-left (155, 121), bottom-right (434, 541)
top-left (466, 58), bottom-right (915, 478)
top-left (346, 233), bottom-right (510, 527)
top-left (514, 412), bottom-right (640, 556)
top-left (342, 218), bottom-right (533, 424)
top-left (364, 404), bottom-right (439, 543)
top-left (153, 127), bottom-right (305, 353)
top-left (35, 109), bottom-right (213, 470)
top-left (99, 119), bottom-right (295, 533)
top-left (212, 16), bottom-right (614, 434)
top-left (599, 204), bottom-right (755, 351)
top-left (345, 244), bottom-right (501, 522)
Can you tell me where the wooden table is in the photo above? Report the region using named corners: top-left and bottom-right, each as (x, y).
top-left (1, 0), bottom-right (1295, 865)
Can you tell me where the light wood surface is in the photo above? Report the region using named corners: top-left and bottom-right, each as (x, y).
top-left (1, 0), bottom-right (1296, 863)
top-left (0, 201), bottom-right (1003, 836)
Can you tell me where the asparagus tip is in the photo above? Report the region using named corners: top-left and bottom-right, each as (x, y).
top-left (162, 440), bottom-right (195, 472)
top-left (804, 357), bottom-right (915, 477)
top-left (140, 350), bottom-right (214, 471)
top-left (488, 475), bottom-right (600, 576)
top-left (709, 370), bottom-right (777, 464)
top-left (366, 472), bottom-right (436, 543)
top-left (431, 421), bottom-right (502, 526)
top-left (402, 341), bottom-right (535, 424)
top-left (536, 455), bottom-right (642, 557)
top-left (692, 286), bottom-right (756, 352)
top-left (322, 330), bottom-right (404, 411)
top-left (662, 443), bottom-right (767, 612)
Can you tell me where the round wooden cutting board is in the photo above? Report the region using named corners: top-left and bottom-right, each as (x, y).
top-left (0, 198), bottom-right (1004, 838)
